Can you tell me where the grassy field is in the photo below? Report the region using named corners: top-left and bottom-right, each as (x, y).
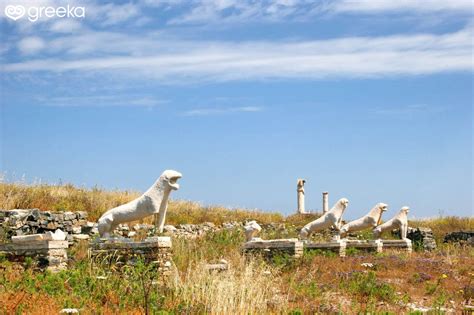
top-left (1, 182), bottom-right (473, 314)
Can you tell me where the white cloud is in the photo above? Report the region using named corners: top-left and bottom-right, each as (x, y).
top-left (17, 36), bottom-right (46, 54)
top-left (166, 0), bottom-right (309, 25)
top-left (3, 28), bottom-right (472, 82)
top-left (37, 95), bottom-right (165, 107)
top-left (332, 0), bottom-right (473, 13)
top-left (183, 106), bottom-right (263, 116)
top-left (49, 19), bottom-right (83, 33)
top-left (155, 0), bottom-right (473, 25)
top-left (88, 2), bottom-right (141, 26)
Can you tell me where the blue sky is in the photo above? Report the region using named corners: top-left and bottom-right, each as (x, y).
top-left (0, 0), bottom-right (472, 219)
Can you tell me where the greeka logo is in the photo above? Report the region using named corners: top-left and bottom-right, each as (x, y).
top-left (4, 4), bottom-right (85, 22)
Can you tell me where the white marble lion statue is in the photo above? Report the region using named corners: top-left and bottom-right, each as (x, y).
top-left (339, 202), bottom-right (387, 237)
top-left (373, 206), bottom-right (410, 240)
top-left (98, 170), bottom-right (182, 238)
top-left (299, 198), bottom-right (349, 239)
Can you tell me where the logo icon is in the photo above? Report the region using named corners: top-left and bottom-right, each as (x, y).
top-left (4, 5), bottom-right (25, 21)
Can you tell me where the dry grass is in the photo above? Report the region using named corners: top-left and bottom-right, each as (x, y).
top-left (1, 181), bottom-right (473, 313)
top-left (0, 182), bottom-right (138, 220)
top-left (278, 244), bottom-right (474, 313)
top-left (410, 216), bottom-right (474, 242)
top-left (0, 182), bottom-right (283, 224)
top-left (168, 257), bottom-right (287, 314)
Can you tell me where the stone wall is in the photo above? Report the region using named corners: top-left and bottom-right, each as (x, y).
top-left (89, 237), bottom-right (173, 276)
top-left (0, 209), bottom-right (245, 242)
top-left (444, 231), bottom-right (474, 245)
top-left (407, 227), bottom-right (437, 251)
top-left (0, 209), bottom-right (96, 242)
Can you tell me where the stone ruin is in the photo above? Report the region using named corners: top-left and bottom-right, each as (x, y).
top-left (0, 173), bottom-right (446, 273)
top-left (0, 169), bottom-right (182, 273)
top-left (296, 179), bottom-right (306, 214)
top-left (245, 190), bottom-right (427, 257)
top-left (89, 236), bottom-right (173, 276)
top-left (405, 227), bottom-right (437, 251)
top-left (0, 209), bottom-right (94, 242)
top-left (444, 230), bottom-right (474, 245)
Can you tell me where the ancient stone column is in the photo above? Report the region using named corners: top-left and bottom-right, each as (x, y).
top-left (297, 179), bottom-right (306, 214)
top-left (322, 192), bottom-right (329, 214)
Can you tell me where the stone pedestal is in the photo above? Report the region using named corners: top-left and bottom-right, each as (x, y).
top-left (345, 239), bottom-right (383, 253)
top-left (89, 237), bottom-right (173, 275)
top-left (243, 239), bottom-right (303, 258)
top-left (304, 240), bottom-right (347, 257)
top-left (0, 240), bottom-right (68, 272)
top-left (381, 239), bottom-right (412, 253)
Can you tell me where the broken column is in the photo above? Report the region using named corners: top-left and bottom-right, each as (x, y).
top-left (297, 179), bottom-right (306, 214)
top-left (322, 192), bottom-right (329, 214)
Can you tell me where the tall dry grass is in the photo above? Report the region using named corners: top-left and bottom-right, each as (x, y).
top-left (167, 257), bottom-right (287, 314)
top-left (0, 182), bottom-right (283, 223)
top-left (0, 182), bottom-right (139, 220)
top-left (410, 217), bottom-right (474, 242)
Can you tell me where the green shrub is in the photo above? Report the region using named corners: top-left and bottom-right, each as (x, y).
top-left (345, 271), bottom-right (396, 304)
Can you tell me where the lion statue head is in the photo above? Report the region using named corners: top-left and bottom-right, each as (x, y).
top-left (159, 170), bottom-right (182, 191)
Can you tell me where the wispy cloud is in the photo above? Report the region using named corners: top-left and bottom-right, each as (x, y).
top-left (2, 28), bottom-right (472, 82)
top-left (331, 0), bottom-right (473, 14)
top-left (36, 95), bottom-right (166, 107)
top-left (151, 0), bottom-right (472, 25)
top-left (182, 106), bottom-right (263, 116)
top-left (17, 36), bottom-right (46, 55)
top-left (372, 104), bottom-right (447, 116)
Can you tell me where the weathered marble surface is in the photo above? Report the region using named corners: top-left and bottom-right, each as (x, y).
top-left (299, 198), bottom-right (349, 239)
top-left (345, 239), bottom-right (383, 253)
top-left (243, 238), bottom-right (303, 258)
top-left (244, 220), bottom-right (262, 241)
top-left (373, 206), bottom-right (409, 239)
top-left (381, 239), bottom-right (412, 253)
top-left (296, 179), bottom-right (306, 214)
top-left (340, 203), bottom-right (387, 236)
top-left (12, 229), bottom-right (66, 243)
top-left (97, 170), bottom-right (182, 237)
top-left (304, 239), bottom-right (347, 257)
top-left (322, 192), bottom-right (329, 214)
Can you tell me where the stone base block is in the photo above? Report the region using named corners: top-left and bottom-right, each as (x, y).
top-left (243, 238), bottom-right (303, 258)
top-left (0, 240), bottom-right (68, 272)
top-left (345, 239), bottom-right (383, 253)
top-left (381, 239), bottom-right (412, 253)
top-left (304, 240), bottom-right (347, 257)
top-left (89, 237), bottom-right (173, 275)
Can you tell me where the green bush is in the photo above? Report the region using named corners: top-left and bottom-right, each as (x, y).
top-left (345, 271), bottom-right (396, 305)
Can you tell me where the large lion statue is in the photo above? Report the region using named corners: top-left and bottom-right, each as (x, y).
top-left (299, 198), bottom-right (349, 239)
top-left (339, 203), bottom-right (387, 237)
top-left (98, 170), bottom-right (182, 238)
top-left (373, 206), bottom-right (409, 240)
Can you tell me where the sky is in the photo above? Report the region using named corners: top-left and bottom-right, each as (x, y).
top-left (0, 0), bottom-right (472, 219)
